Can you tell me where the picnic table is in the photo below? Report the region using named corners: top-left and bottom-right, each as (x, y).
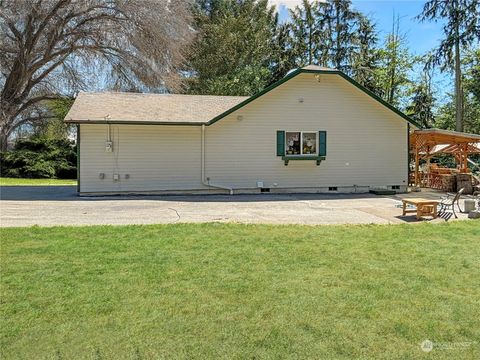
top-left (402, 198), bottom-right (439, 220)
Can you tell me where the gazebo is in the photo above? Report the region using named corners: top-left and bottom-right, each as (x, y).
top-left (410, 129), bottom-right (480, 190)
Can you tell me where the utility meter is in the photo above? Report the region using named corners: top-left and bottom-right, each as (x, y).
top-left (105, 141), bottom-right (113, 152)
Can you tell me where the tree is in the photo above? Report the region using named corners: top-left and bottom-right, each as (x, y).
top-left (322, 0), bottom-right (360, 73)
top-left (35, 97), bottom-right (74, 140)
top-left (419, 0), bottom-right (480, 132)
top-left (350, 14), bottom-right (380, 92)
top-left (375, 16), bottom-right (415, 107)
top-left (0, 0), bottom-right (192, 150)
top-left (289, 0), bottom-right (322, 66)
top-left (270, 22), bottom-right (297, 82)
top-left (406, 81), bottom-right (436, 129)
top-left (187, 0), bottom-right (277, 96)
top-left (435, 48), bottom-right (480, 134)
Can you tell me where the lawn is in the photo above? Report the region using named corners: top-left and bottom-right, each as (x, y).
top-left (1, 222), bottom-right (479, 359)
top-left (0, 177), bottom-right (77, 186)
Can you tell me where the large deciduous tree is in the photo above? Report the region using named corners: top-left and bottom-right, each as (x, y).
top-left (419, 0), bottom-right (480, 132)
top-left (0, 0), bottom-right (192, 150)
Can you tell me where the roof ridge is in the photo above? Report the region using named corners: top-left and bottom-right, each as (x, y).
top-left (78, 91), bottom-right (248, 98)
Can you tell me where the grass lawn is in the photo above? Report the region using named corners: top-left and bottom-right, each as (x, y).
top-left (0, 177), bottom-right (76, 186)
top-left (1, 222), bottom-right (479, 359)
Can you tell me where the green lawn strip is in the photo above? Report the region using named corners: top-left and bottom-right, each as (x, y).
top-left (1, 222), bottom-right (479, 359)
top-left (0, 177), bottom-right (77, 186)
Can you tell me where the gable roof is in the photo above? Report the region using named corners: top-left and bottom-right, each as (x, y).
top-left (64, 92), bottom-right (248, 125)
top-left (207, 65), bottom-right (421, 128)
top-left (65, 66), bottom-right (421, 128)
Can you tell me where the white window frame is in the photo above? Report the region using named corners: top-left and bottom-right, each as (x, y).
top-left (285, 131), bottom-right (319, 156)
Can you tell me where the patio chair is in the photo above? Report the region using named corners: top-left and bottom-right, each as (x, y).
top-left (439, 188), bottom-right (465, 218)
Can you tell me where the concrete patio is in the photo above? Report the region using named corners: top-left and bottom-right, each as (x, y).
top-left (0, 186), bottom-right (474, 227)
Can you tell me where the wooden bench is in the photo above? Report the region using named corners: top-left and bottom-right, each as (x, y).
top-left (402, 198), bottom-right (439, 220)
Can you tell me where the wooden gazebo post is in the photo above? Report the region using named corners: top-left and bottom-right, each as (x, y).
top-left (414, 141), bottom-right (420, 187)
top-left (462, 143), bottom-right (468, 173)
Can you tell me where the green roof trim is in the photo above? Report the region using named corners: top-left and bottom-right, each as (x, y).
top-left (207, 68), bottom-right (423, 129)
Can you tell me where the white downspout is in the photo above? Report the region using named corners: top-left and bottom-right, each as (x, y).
top-left (201, 124), bottom-right (234, 195)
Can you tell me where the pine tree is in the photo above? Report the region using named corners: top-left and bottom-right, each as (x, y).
top-left (289, 0), bottom-right (322, 66)
top-left (350, 14), bottom-right (380, 92)
top-left (187, 0), bottom-right (278, 96)
top-left (270, 23), bottom-right (298, 82)
top-left (376, 16), bottom-right (414, 107)
top-left (419, 0), bottom-right (480, 132)
top-left (406, 77), bottom-right (436, 129)
top-left (320, 0), bottom-right (360, 73)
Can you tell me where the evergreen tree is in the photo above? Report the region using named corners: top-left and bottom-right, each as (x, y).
top-left (320, 0), bottom-right (360, 73)
top-left (419, 0), bottom-right (480, 132)
top-left (187, 0), bottom-right (277, 96)
top-left (270, 22), bottom-right (298, 82)
top-left (289, 0), bottom-right (322, 66)
top-left (436, 48), bottom-right (480, 134)
top-left (350, 14), bottom-right (380, 92)
top-left (376, 16), bottom-right (415, 107)
top-left (406, 75), bottom-right (436, 129)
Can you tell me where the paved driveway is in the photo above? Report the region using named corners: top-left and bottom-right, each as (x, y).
top-left (0, 186), bottom-right (469, 227)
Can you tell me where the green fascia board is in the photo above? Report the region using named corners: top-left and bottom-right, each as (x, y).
top-left (207, 69), bottom-right (423, 129)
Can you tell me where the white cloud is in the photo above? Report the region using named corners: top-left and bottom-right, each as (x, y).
top-left (268, 0), bottom-right (303, 9)
top-left (268, 0), bottom-right (327, 10)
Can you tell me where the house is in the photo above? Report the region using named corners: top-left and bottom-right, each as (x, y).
top-left (65, 65), bottom-right (420, 195)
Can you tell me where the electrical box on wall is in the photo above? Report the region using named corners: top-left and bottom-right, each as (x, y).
top-left (105, 141), bottom-right (113, 152)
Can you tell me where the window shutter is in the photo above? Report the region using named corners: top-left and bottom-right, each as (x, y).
top-left (319, 131), bottom-right (327, 156)
top-left (276, 130), bottom-right (285, 156)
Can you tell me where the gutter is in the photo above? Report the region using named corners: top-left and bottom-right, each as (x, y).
top-left (201, 124), bottom-right (234, 195)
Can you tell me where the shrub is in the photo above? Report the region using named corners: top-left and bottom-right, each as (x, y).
top-left (0, 137), bottom-right (77, 179)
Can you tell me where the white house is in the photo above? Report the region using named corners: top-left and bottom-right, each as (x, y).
top-left (65, 65), bottom-right (420, 195)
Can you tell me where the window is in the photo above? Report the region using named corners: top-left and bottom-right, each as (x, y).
top-left (302, 132), bottom-right (317, 155)
top-left (285, 131), bottom-right (318, 156)
top-left (285, 132), bottom-right (300, 154)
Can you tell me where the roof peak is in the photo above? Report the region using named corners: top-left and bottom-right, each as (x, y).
top-left (301, 65), bottom-right (337, 71)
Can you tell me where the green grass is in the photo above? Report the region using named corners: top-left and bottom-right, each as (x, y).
top-left (1, 223), bottom-right (479, 359)
top-left (0, 177), bottom-right (76, 186)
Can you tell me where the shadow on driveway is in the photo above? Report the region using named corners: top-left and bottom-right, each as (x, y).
top-left (0, 185), bottom-right (388, 202)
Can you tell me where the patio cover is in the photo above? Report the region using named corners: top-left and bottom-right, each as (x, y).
top-left (410, 129), bottom-right (480, 186)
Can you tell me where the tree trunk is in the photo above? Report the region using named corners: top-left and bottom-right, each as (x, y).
top-left (0, 127), bottom-right (9, 151)
top-left (454, 33), bottom-right (464, 132)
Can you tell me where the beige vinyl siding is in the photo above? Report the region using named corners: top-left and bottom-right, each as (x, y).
top-left (79, 125), bottom-right (205, 193)
top-left (78, 72), bottom-right (408, 193)
top-left (204, 73), bottom-right (408, 190)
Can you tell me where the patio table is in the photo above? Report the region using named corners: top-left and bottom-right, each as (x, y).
top-left (402, 198), bottom-right (439, 220)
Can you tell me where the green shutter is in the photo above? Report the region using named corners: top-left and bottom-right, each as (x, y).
top-left (319, 131), bottom-right (327, 156)
top-left (276, 130), bottom-right (285, 156)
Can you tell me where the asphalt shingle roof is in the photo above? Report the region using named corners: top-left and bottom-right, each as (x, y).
top-left (64, 92), bottom-right (248, 124)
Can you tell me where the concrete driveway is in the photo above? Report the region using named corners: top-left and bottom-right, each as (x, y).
top-left (0, 186), bottom-right (469, 227)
